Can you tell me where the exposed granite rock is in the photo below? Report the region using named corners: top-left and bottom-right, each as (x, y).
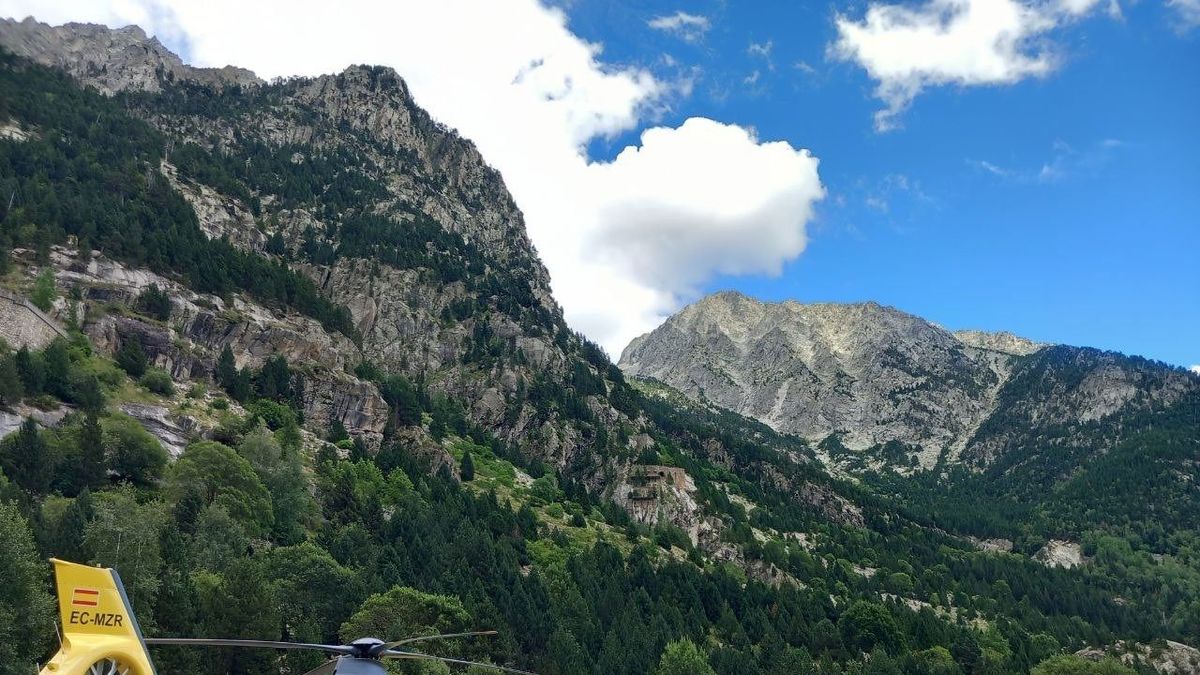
top-left (39, 247), bottom-right (389, 447)
top-left (621, 291), bottom-right (1009, 468)
top-left (621, 291), bottom-right (1197, 473)
top-left (1034, 539), bottom-right (1087, 569)
top-left (119, 403), bottom-right (191, 457)
top-left (952, 329), bottom-right (1047, 356)
top-left (0, 119), bottom-right (32, 141)
top-left (0, 410), bottom-right (22, 438)
top-left (1077, 641), bottom-right (1200, 674)
top-left (160, 161), bottom-right (266, 252)
top-left (0, 17), bottom-right (259, 95)
top-left (965, 536), bottom-right (1015, 553)
top-left (794, 480), bottom-right (865, 529)
top-left (613, 465), bottom-right (702, 541)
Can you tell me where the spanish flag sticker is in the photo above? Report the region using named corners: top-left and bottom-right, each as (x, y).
top-left (72, 587), bottom-right (100, 607)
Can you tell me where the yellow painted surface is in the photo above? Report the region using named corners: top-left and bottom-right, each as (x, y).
top-left (39, 559), bottom-right (156, 675)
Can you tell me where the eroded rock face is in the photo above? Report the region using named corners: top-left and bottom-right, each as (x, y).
top-left (613, 465), bottom-right (703, 540)
top-left (44, 247), bottom-right (389, 447)
top-left (620, 291), bottom-right (1198, 472)
top-left (952, 329), bottom-right (1046, 356)
top-left (0, 18), bottom-right (259, 95)
top-left (1033, 540), bottom-right (1086, 569)
top-left (1077, 641), bottom-right (1200, 674)
top-left (620, 291), bottom-right (1010, 467)
top-left (161, 161), bottom-right (266, 252)
top-left (119, 404), bottom-right (191, 457)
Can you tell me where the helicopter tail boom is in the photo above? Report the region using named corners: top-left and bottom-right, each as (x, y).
top-left (39, 558), bottom-right (157, 675)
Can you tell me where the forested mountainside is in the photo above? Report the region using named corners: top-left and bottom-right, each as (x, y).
top-left (0, 17), bottom-right (1197, 675)
top-left (618, 293), bottom-right (1200, 543)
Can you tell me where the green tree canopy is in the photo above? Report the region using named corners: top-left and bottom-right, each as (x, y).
top-left (103, 413), bottom-right (168, 486)
top-left (167, 440), bottom-right (273, 537)
top-left (1031, 654), bottom-right (1137, 675)
top-left (838, 601), bottom-right (905, 655)
top-left (0, 502), bottom-right (55, 669)
top-left (654, 638), bottom-right (716, 675)
top-left (339, 585), bottom-right (471, 646)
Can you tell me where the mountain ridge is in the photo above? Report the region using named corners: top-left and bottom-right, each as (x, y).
top-left (0, 16), bottom-right (260, 94)
top-left (619, 290), bottom-right (1196, 471)
top-left (3, 18), bottom-right (1200, 674)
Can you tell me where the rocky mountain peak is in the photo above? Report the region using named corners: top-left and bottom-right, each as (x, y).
top-left (620, 291), bottom-right (1195, 474)
top-left (620, 292), bottom-right (1006, 466)
top-left (0, 16), bottom-right (260, 94)
top-left (952, 329), bottom-right (1047, 356)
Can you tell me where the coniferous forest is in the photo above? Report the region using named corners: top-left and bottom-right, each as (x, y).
top-left (0, 43), bottom-right (1198, 675)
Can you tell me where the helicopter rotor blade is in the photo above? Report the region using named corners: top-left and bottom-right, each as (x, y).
top-left (144, 637), bottom-right (355, 655)
top-left (383, 649), bottom-right (538, 675)
top-left (375, 629), bottom-right (498, 652)
top-left (298, 659), bottom-right (341, 675)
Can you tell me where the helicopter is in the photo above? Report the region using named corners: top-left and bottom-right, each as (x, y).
top-left (39, 558), bottom-right (536, 675)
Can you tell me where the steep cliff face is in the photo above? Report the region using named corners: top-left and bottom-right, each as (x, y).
top-left (620, 291), bottom-right (1198, 473)
top-left (0, 21), bottom-right (908, 572)
top-left (30, 246), bottom-right (389, 446)
top-left (621, 291), bottom-right (1009, 467)
top-left (0, 17), bottom-right (258, 94)
top-left (0, 17), bottom-right (609, 469)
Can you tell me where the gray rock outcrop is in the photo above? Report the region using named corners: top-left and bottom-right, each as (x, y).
top-left (620, 291), bottom-right (1011, 467)
top-left (620, 291), bottom-right (1197, 472)
top-left (0, 17), bottom-right (259, 94)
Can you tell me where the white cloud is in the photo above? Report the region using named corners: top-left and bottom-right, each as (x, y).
top-left (2, 0), bottom-right (824, 355)
top-left (830, 0), bottom-right (1110, 131)
top-left (748, 40), bottom-right (773, 58)
top-left (968, 159), bottom-right (1013, 177)
top-left (585, 119), bottom-right (823, 292)
top-left (1190, 365), bottom-right (1200, 375)
top-left (1167, 0), bottom-right (1200, 30)
top-left (969, 138), bottom-right (1123, 182)
top-left (647, 10), bottom-right (710, 42)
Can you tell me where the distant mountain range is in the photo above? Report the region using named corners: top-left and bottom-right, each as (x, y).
top-left (620, 289), bottom-right (1196, 475)
top-left (4, 16), bottom-right (1199, 672)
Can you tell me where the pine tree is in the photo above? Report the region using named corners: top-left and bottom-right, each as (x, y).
top-left (30, 268), bottom-right (57, 311)
top-left (216, 345), bottom-right (238, 391)
top-left (654, 639), bottom-right (716, 675)
top-left (0, 502), bottom-right (56, 666)
top-left (230, 369), bottom-right (252, 403)
top-left (0, 350), bottom-right (23, 405)
top-left (7, 419), bottom-right (49, 494)
top-left (78, 412), bottom-right (106, 490)
top-left (14, 346), bottom-right (44, 395)
top-left (460, 450), bottom-right (475, 481)
top-left (135, 283), bottom-right (172, 321)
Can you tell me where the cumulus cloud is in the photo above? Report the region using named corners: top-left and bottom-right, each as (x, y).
top-left (830, 0), bottom-right (1109, 130)
top-left (2, 0), bottom-right (824, 355)
top-left (647, 10), bottom-right (710, 42)
top-left (1191, 365), bottom-right (1200, 375)
top-left (587, 119), bottom-right (823, 291)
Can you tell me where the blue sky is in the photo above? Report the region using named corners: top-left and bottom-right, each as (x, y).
top-left (563, 0), bottom-right (1199, 366)
top-left (6, 0), bottom-right (1197, 366)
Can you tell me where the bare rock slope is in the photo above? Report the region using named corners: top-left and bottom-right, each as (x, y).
top-left (620, 291), bottom-right (1196, 470)
top-left (0, 17), bottom-right (258, 94)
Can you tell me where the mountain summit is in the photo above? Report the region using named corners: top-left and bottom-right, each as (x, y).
top-left (620, 291), bottom-right (1195, 471)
